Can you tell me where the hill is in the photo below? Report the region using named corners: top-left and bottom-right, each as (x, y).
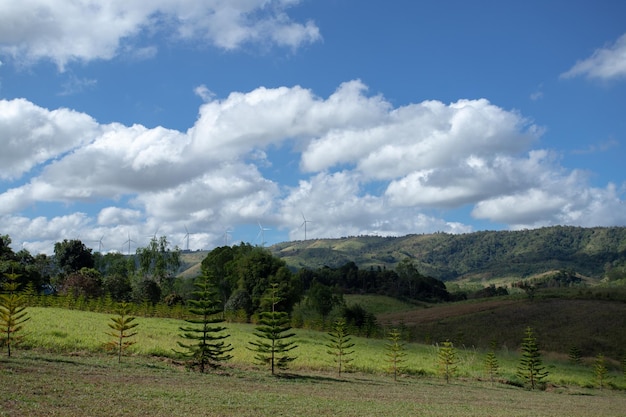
top-left (269, 226), bottom-right (626, 282)
top-left (377, 291), bottom-right (626, 359)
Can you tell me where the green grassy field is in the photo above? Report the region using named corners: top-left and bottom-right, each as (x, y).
top-left (2, 306), bottom-right (626, 416)
top-left (3, 349), bottom-right (626, 416)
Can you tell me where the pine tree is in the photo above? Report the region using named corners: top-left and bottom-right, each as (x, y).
top-left (594, 353), bottom-right (609, 390)
top-left (177, 273), bottom-right (232, 372)
top-left (438, 340), bottom-right (459, 383)
top-left (0, 271), bottom-right (30, 357)
top-left (385, 328), bottom-right (406, 381)
top-left (568, 345), bottom-right (582, 365)
top-left (248, 283), bottom-right (297, 375)
top-left (326, 318), bottom-right (355, 376)
top-left (105, 302), bottom-right (139, 363)
top-left (516, 327), bottom-right (548, 390)
top-left (484, 350), bottom-right (500, 385)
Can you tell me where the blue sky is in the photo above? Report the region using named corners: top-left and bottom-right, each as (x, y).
top-left (1, 0), bottom-right (625, 255)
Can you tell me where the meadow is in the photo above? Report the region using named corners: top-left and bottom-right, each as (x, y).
top-left (2, 306), bottom-right (626, 416)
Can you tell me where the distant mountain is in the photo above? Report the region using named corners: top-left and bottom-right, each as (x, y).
top-left (269, 226), bottom-right (626, 282)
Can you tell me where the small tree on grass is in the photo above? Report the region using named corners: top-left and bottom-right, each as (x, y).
top-left (516, 327), bottom-right (548, 390)
top-left (177, 273), bottom-right (232, 373)
top-left (438, 340), bottom-right (459, 383)
top-left (484, 350), bottom-right (500, 385)
top-left (326, 318), bottom-right (355, 376)
top-left (594, 353), bottom-right (609, 390)
top-left (0, 271), bottom-right (30, 357)
top-left (248, 283), bottom-right (297, 375)
top-left (568, 345), bottom-right (582, 365)
top-left (385, 328), bottom-right (406, 381)
top-left (105, 302), bottom-right (138, 363)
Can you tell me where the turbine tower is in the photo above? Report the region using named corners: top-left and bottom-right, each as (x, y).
top-left (223, 228), bottom-right (232, 246)
top-left (96, 235), bottom-right (105, 253)
top-left (122, 232), bottom-right (135, 255)
top-left (300, 213), bottom-right (312, 241)
top-left (256, 222), bottom-right (270, 247)
top-left (183, 225), bottom-right (190, 251)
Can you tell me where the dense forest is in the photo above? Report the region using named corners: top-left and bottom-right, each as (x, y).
top-left (271, 226), bottom-right (626, 281)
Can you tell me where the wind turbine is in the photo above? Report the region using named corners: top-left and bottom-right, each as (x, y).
top-left (256, 222), bottom-right (270, 247)
top-left (223, 228), bottom-right (232, 246)
top-left (96, 235), bottom-right (105, 253)
top-left (122, 232), bottom-right (135, 255)
top-left (300, 213), bottom-right (312, 241)
top-left (183, 225), bottom-right (190, 251)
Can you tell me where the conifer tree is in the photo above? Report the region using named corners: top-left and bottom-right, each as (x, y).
top-left (484, 350), bottom-right (500, 385)
top-left (177, 273), bottom-right (232, 372)
top-left (568, 345), bottom-right (582, 365)
top-left (516, 327), bottom-right (548, 390)
top-left (0, 271), bottom-right (30, 357)
top-left (438, 340), bottom-right (459, 383)
top-left (385, 328), bottom-right (406, 381)
top-left (105, 302), bottom-right (138, 363)
top-left (594, 353), bottom-right (609, 390)
top-left (326, 318), bottom-right (355, 376)
top-left (248, 283), bottom-right (297, 375)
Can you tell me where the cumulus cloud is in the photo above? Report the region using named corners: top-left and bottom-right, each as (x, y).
top-left (1, 81), bottom-right (624, 253)
top-left (0, 0), bottom-right (321, 69)
top-left (0, 99), bottom-right (99, 180)
top-left (561, 33), bottom-right (626, 81)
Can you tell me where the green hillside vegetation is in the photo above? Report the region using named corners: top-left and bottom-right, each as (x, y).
top-left (269, 226), bottom-right (626, 283)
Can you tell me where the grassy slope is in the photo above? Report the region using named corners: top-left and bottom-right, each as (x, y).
top-left (378, 295), bottom-right (626, 360)
top-left (3, 306), bottom-right (626, 416)
top-left (3, 352), bottom-right (626, 417)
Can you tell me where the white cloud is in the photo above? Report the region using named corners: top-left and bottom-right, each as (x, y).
top-left (279, 171), bottom-right (472, 241)
top-left (97, 207), bottom-right (142, 226)
top-left (561, 33), bottom-right (626, 81)
top-left (1, 81), bottom-right (623, 253)
top-left (472, 176), bottom-right (626, 229)
top-left (0, 0), bottom-right (320, 70)
top-left (0, 99), bottom-right (99, 180)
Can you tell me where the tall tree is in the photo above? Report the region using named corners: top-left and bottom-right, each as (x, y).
top-left (54, 239), bottom-right (95, 275)
top-left (385, 328), bottom-right (406, 381)
top-left (202, 244), bottom-right (302, 318)
top-left (105, 302), bottom-right (138, 363)
top-left (248, 283), bottom-right (297, 375)
top-left (136, 236), bottom-right (181, 296)
top-left (516, 327), bottom-right (548, 390)
top-left (61, 267), bottom-right (104, 298)
top-left (307, 280), bottom-right (343, 320)
top-left (326, 318), bottom-right (355, 376)
top-left (0, 271), bottom-right (30, 357)
top-left (177, 273), bottom-right (232, 372)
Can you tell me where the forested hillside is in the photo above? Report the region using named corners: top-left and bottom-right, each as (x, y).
top-left (270, 226), bottom-right (626, 282)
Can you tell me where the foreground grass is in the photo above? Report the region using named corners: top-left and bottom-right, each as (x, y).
top-left (2, 350), bottom-right (626, 417)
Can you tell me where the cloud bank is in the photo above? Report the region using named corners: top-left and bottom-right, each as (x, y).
top-left (1, 80), bottom-right (624, 254)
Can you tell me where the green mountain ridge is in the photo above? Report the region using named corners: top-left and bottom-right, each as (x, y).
top-left (179, 226), bottom-right (626, 284)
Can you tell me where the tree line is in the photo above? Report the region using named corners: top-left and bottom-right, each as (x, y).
top-left (0, 235), bottom-right (451, 332)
